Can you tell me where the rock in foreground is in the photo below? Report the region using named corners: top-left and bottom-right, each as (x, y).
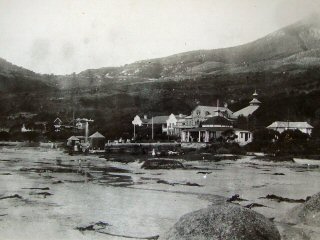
top-left (281, 192), bottom-right (320, 240)
top-left (161, 203), bottom-right (280, 240)
top-left (282, 192), bottom-right (320, 226)
top-left (141, 159), bottom-right (184, 169)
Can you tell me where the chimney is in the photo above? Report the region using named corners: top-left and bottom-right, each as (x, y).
top-left (144, 115), bottom-right (147, 119)
top-left (224, 102), bottom-right (228, 108)
top-left (179, 113), bottom-right (183, 117)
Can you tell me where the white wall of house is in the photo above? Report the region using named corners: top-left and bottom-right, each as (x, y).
top-left (132, 115), bottom-right (143, 126)
top-left (269, 127), bottom-right (312, 135)
top-left (21, 124), bottom-right (32, 132)
top-left (234, 130), bottom-right (252, 146)
top-left (166, 114), bottom-right (177, 135)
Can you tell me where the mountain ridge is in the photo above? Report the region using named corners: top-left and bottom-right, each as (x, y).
top-left (1, 14), bottom-right (320, 138)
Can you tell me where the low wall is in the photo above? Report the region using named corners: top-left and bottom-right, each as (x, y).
top-left (105, 142), bottom-right (181, 154)
top-left (181, 142), bottom-right (210, 149)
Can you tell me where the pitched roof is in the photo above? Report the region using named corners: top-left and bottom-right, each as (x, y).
top-left (89, 131), bottom-right (105, 138)
top-left (267, 121), bottom-right (313, 129)
top-left (175, 114), bottom-right (187, 119)
top-left (195, 105), bottom-right (233, 116)
top-left (233, 105), bottom-right (260, 118)
top-left (202, 116), bottom-right (232, 126)
top-left (149, 116), bottom-right (169, 124)
top-left (183, 127), bottom-right (232, 132)
top-left (249, 98), bottom-right (261, 105)
top-left (141, 118), bottom-right (150, 124)
top-left (67, 136), bottom-right (79, 141)
top-left (54, 117), bottom-right (62, 124)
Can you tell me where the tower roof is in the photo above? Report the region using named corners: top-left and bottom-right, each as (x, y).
top-left (249, 98), bottom-right (261, 105)
top-left (89, 131), bottom-right (105, 138)
top-left (253, 90), bottom-right (258, 97)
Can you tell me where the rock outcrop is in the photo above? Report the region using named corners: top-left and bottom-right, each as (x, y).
top-left (282, 192), bottom-right (320, 226)
top-left (160, 203), bottom-right (280, 240)
top-left (281, 192), bottom-right (320, 240)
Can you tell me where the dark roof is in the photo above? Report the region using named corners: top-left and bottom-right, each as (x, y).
top-left (183, 127), bottom-right (232, 132)
top-left (249, 98), bottom-right (261, 105)
top-left (202, 116), bottom-right (232, 126)
top-left (67, 136), bottom-right (79, 141)
top-left (233, 105), bottom-right (259, 118)
top-left (89, 131), bottom-right (105, 138)
top-left (267, 121), bottom-right (313, 129)
top-left (145, 116), bottom-right (169, 124)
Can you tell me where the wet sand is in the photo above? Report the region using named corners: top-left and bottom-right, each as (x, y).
top-left (0, 146), bottom-right (319, 239)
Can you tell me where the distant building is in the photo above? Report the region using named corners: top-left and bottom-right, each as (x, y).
top-left (34, 121), bottom-right (47, 133)
top-left (0, 127), bottom-right (10, 133)
top-left (181, 115), bottom-right (253, 145)
top-left (181, 115), bottom-right (231, 143)
top-left (21, 124), bottom-right (32, 132)
top-left (232, 91), bottom-right (261, 118)
top-left (132, 115), bottom-right (170, 139)
top-left (150, 116), bottom-right (170, 133)
top-left (132, 115), bottom-right (150, 127)
top-left (89, 131), bottom-right (106, 149)
top-left (67, 136), bottom-right (80, 147)
top-left (267, 121), bottom-right (313, 135)
top-left (190, 105), bottom-right (233, 126)
top-left (132, 93), bottom-right (258, 142)
top-left (166, 113), bottom-right (188, 136)
top-left (234, 129), bottom-right (253, 146)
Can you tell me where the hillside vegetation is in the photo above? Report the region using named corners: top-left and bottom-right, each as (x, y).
top-left (0, 14), bottom-right (320, 139)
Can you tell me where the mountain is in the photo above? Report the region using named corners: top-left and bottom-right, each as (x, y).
top-left (64, 14), bottom-right (320, 84)
top-left (1, 14), bottom-right (320, 138)
top-left (0, 57), bottom-right (56, 92)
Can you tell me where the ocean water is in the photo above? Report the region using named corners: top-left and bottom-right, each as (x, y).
top-left (0, 146), bottom-right (319, 239)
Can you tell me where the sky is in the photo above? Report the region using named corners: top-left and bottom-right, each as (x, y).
top-left (0, 0), bottom-right (319, 74)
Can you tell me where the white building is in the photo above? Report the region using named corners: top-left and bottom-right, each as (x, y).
top-left (234, 129), bottom-right (253, 146)
top-left (180, 115), bottom-right (253, 145)
top-left (166, 113), bottom-right (188, 136)
top-left (191, 105), bottom-right (233, 126)
top-left (21, 124), bottom-right (32, 132)
top-left (267, 121), bottom-right (313, 135)
top-left (232, 91), bottom-right (261, 118)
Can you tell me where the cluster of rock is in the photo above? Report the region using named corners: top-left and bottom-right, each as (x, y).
top-left (281, 192), bottom-right (320, 240)
top-left (160, 203), bottom-right (280, 240)
top-left (160, 191), bottom-right (320, 240)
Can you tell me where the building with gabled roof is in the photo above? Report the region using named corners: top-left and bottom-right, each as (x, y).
top-left (191, 105), bottom-right (234, 126)
top-left (202, 116), bottom-right (233, 128)
top-left (89, 131), bottom-right (106, 149)
top-left (267, 121), bottom-right (313, 135)
top-left (233, 91), bottom-right (261, 118)
top-left (166, 113), bottom-right (188, 136)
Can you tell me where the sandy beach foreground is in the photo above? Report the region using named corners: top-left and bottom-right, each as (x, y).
top-left (0, 146), bottom-right (319, 239)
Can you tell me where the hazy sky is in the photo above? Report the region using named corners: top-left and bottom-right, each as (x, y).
top-left (0, 0), bottom-right (319, 74)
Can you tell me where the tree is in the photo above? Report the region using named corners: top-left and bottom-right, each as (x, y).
top-left (0, 131), bottom-right (10, 141)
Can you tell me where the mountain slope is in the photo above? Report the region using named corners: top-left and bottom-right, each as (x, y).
top-left (1, 15), bottom-right (320, 138)
top-left (71, 14), bottom-right (320, 83)
top-left (0, 58), bottom-right (56, 92)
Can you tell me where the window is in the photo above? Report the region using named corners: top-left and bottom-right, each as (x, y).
top-left (196, 110), bottom-right (201, 116)
top-left (205, 111), bottom-right (210, 116)
top-left (245, 133), bottom-right (248, 141)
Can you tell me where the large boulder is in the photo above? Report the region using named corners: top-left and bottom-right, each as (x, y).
top-left (141, 159), bottom-right (184, 169)
top-left (281, 192), bottom-right (320, 240)
top-left (282, 192), bottom-right (320, 226)
top-left (160, 203), bottom-right (280, 240)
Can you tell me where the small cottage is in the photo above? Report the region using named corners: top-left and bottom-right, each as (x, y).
top-left (89, 131), bottom-right (106, 149)
top-left (232, 91), bottom-right (261, 118)
top-left (67, 136), bottom-right (80, 147)
top-left (267, 121), bottom-right (313, 135)
top-left (234, 129), bottom-right (253, 146)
